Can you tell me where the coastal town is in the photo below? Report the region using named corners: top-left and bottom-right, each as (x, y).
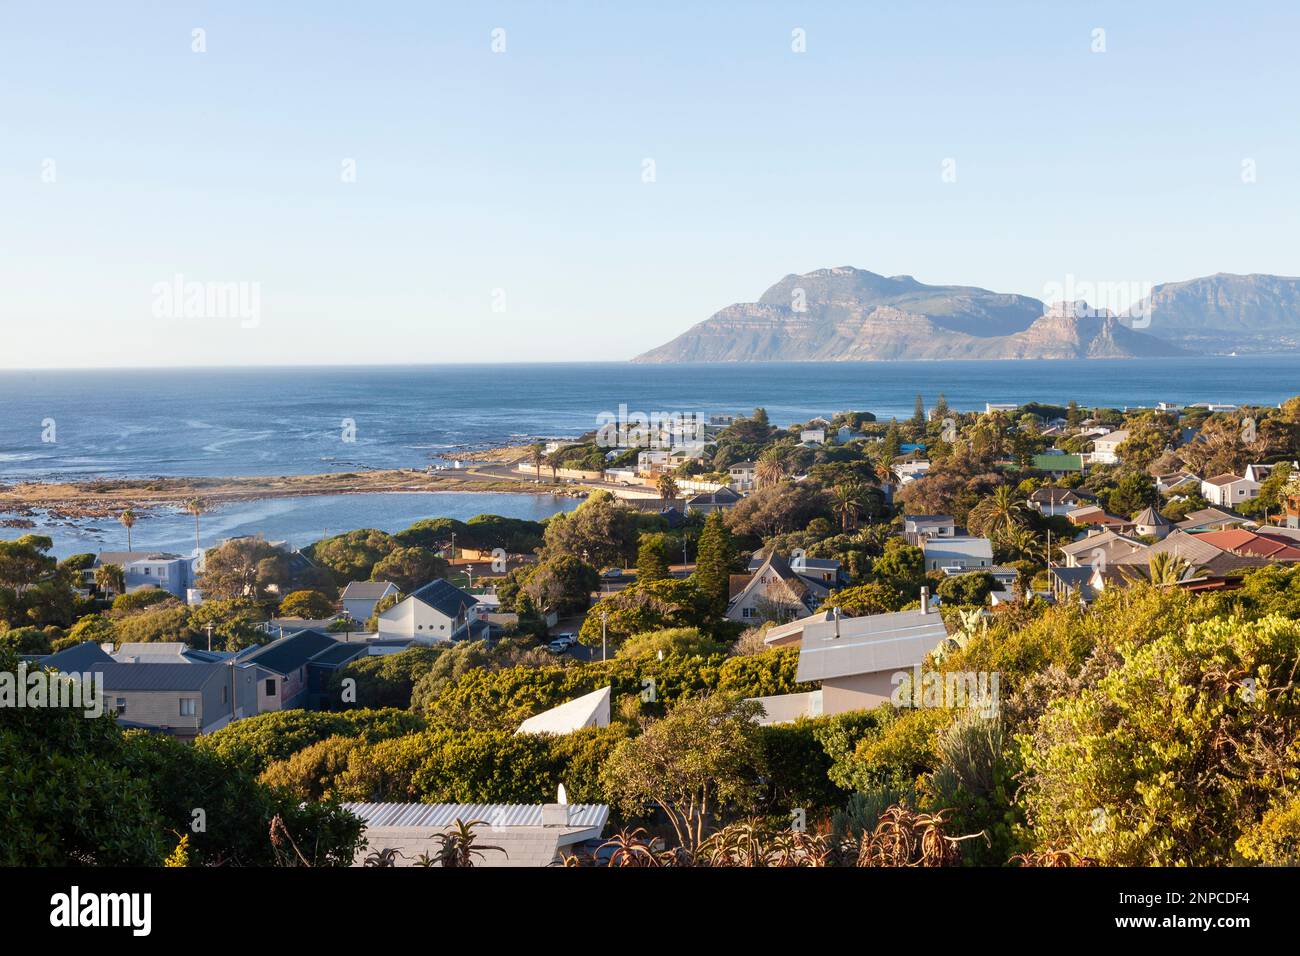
top-left (6, 394), bottom-right (1300, 868)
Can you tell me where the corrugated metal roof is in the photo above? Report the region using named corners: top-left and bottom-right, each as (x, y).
top-left (342, 802), bottom-right (609, 830)
top-left (795, 608), bottom-right (950, 683)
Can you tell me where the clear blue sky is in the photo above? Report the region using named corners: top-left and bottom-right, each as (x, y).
top-left (1, 1), bottom-right (1296, 368)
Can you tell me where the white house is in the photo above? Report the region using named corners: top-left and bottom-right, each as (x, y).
top-left (340, 580), bottom-right (399, 623)
top-left (892, 460), bottom-right (931, 485)
top-left (799, 428), bottom-right (826, 446)
top-left (1089, 429), bottom-right (1130, 465)
top-left (749, 594), bottom-right (951, 723)
top-left (377, 579), bottom-right (482, 643)
top-left (726, 552), bottom-right (827, 624)
top-left (903, 514), bottom-right (956, 545)
top-left (920, 536), bottom-right (994, 572)
top-left (1201, 473), bottom-right (1260, 508)
top-left (1027, 487), bottom-right (1086, 517)
top-left (728, 461), bottom-right (757, 491)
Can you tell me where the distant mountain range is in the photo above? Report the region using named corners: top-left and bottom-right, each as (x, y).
top-left (631, 268), bottom-right (1300, 362)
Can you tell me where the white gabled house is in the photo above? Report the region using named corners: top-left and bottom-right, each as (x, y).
top-left (1200, 473), bottom-right (1260, 508)
top-left (377, 579), bottom-right (483, 644)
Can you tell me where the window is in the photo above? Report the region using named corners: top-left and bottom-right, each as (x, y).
top-left (179, 698), bottom-right (196, 717)
top-left (115, 697), bottom-right (127, 714)
top-left (741, 607), bottom-right (755, 619)
top-left (265, 678), bottom-right (277, 696)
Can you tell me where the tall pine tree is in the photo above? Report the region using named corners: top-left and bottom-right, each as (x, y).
top-left (693, 511), bottom-right (736, 615)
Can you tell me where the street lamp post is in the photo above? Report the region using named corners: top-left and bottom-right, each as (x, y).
top-left (601, 609), bottom-right (607, 662)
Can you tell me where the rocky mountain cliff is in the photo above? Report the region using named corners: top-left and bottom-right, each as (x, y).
top-left (632, 267), bottom-right (1295, 362)
top-left (1127, 273), bottom-right (1300, 353)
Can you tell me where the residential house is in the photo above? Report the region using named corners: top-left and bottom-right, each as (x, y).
top-left (516, 686), bottom-right (612, 735)
top-left (685, 486), bottom-right (744, 514)
top-left (1132, 506), bottom-right (1175, 541)
top-left (1089, 429), bottom-right (1130, 465)
top-left (1155, 472), bottom-right (1200, 496)
top-left (1028, 488), bottom-right (1086, 517)
top-left (1066, 505), bottom-right (1134, 532)
top-left (749, 594), bottom-right (950, 723)
top-left (891, 460), bottom-right (931, 486)
top-left (747, 553), bottom-right (842, 587)
top-left (920, 536), bottom-right (994, 572)
top-left (1201, 473), bottom-right (1261, 508)
top-left (985, 403), bottom-right (1018, 414)
top-left (1110, 529), bottom-right (1275, 577)
top-left (941, 564), bottom-right (1019, 592)
top-left (377, 578), bottom-right (482, 643)
top-left (799, 428), bottom-right (826, 446)
top-left (728, 461), bottom-right (758, 491)
top-left (235, 629), bottom-right (365, 711)
top-left (39, 641), bottom-right (114, 672)
top-left (1048, 566), bottom-right (1098, 603)
top-left (86, 661), bottom-right (259, 741)
top-left (93, 551), bottom-right (198, 601)
top-left (341, 580), bottom-right (399, 622)
top-left (343, 801), bottom-right (610, 867)
top-left (1058, 529), bottom-right (1148, 569)
top-left (635, 449), bottom-right (671, 476)
top-left (1177, 507), bottom-right (1256, 532)
top-left (903, 514), bottom-right (956, 545)
top-left (726, 552), bottom-right (829, 623)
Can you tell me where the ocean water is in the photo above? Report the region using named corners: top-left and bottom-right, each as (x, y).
top-left (1, 358), bottom-right (1296, 482)
top-left (2, 358), bottom-right (1296, 556)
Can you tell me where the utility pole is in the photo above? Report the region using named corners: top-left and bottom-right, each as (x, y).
top-left (601, 609), bottom-right (607, 663)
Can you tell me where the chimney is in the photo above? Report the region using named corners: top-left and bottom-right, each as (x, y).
top-left (541, 804), bottom-right (571, 828)
top-left (920, 587), bottom-right (930, 614)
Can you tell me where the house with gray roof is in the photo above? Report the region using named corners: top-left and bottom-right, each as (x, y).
top-left (236, 629), bottom-right (365, 711)
top-left (54, 660), bottom-right (261, 741)
top-left (39, 641), bottom-right (114, 672)
top-left (377, 579), bottom-right (481, 644)
top-left (92, 551), bottom-right (198, 601)
top-left (341, 580), bottom-right (399, 622)
top-left (750, 594), bottom-right (950, 723)
top-left (920, 535), bottom-right (994, 572)
top-left (344, 801), bottom-right (610, 867)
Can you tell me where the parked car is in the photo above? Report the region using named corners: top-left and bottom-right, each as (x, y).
top-left (547, 633), bottom-right (578, 653)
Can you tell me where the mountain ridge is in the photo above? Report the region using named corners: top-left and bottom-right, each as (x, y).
top-left (632, 268), bottom-right (1299, 362)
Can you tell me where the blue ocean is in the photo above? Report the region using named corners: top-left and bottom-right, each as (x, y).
top-left (1, 358), bottom-right (1296, 556)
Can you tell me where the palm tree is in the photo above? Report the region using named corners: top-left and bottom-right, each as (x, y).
top-left (94, 563), bottom-right (124, 596)
top-left (998, 526), bottom-right (1040, 562)
top-left (1147, 552), bottom-right (1195, 586)
top-left (968, 485), bottom-right (1026, 538)
top-left (528, 442), bottom-right (545, 481)
top-left (755, 449), bottom-right (785, 489)
top-left (656, 473), bottom-right (680, 507)
top-left (832, 483), bottom-right (867, 531)
top-left (185, 498), bottom-right (206, 552)
top-left (119, 509), bottom-right (137, 551)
